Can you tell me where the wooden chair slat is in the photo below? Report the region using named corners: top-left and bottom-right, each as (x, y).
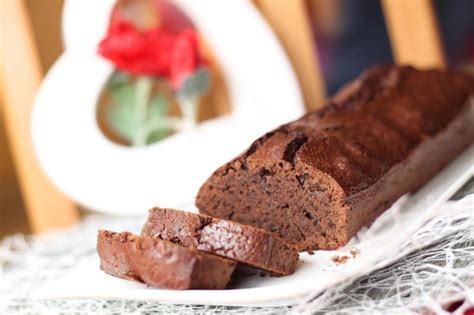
top-left (382, 0), bottom-right (446, 68)
top-left (255, 0), bottom-right (327, 111)
top-left (0, 0), bottom-right (78, 233)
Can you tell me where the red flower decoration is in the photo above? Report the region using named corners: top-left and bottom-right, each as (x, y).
top-left (98, 19), bottom-right (205, 89)
top-left (98, 20), bottom-right (174, 76)
top-left (169, 30), bottom-right (203, 90)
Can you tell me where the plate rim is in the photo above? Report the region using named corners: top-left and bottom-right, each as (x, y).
top-left (30, 145), bottom-right (474, 306)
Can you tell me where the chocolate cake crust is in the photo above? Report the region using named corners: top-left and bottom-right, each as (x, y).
top-left (97, 230), bottom-right (236, 289)
top-left (141, 208), bottom-right (299, 276)
top-left (196, 65), bottom-right (474, 251)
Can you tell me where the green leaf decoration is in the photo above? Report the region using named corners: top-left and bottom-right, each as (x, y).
top-left (148, 95), bottom-right (168, 118)
top-left (178, 66), bottom-right (211, 99)
top-left (110, 81), bottom-right (135, 107)
top-left (146, 128), bottom-right (170, 144)
top-left (105, 75), bottom-right (184, 146)
top-left (106, 83), bottom-right (140, 143)
top-left (144, 94), bottom-right (173, 144)
top-left (107, 71), bottom-right (131, 88)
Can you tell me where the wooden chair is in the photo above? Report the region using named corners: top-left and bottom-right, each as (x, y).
top-left (0, 0), bottom-right (445, 233)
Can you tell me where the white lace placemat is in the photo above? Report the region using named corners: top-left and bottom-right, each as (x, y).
top-left (1, 183), bottom-right (473, 314)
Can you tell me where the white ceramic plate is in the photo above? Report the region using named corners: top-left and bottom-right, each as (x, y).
top-left (31, 145), bottom-right (474, 306)
top-left (32, 0), bottom-right (305, 215)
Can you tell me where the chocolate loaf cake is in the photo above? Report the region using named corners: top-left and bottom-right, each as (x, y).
top-left (141, 208), bottom-right (299, 276)
top-left (97, 230), bottom-right (236, 289)
top-left (196, 65), bottom-right (474, 251)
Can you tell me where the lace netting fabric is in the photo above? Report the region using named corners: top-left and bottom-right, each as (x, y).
top-left (1, 182), bottom-right (473, 314)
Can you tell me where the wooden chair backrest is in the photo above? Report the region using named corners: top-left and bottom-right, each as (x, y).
top-left (257, 0), bottom-right (445, 110)
top-left (0, 0), bottom-right (445, 233)
top-left (0, 0), bottom-right (78, 233)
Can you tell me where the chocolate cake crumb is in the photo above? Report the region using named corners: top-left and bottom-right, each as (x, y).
top-left (350, 249), bottom-right (360, 258)
top-left (332, 255), bottom-right (350, 265)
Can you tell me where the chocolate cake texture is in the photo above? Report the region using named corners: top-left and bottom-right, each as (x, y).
top-left (196, 65), bottom-right (474, 251)
top-left (97, 230), bottom-right (236, 289)
top-left (141, 208), bottom-right (299, 276)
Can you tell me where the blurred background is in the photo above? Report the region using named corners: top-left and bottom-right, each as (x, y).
top-left (1, 0), bottom-right (64, 236)
top-left (1, 0), bottom-right (473, 237)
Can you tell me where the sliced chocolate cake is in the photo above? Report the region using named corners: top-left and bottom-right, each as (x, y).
top-left (141, 208), bottom-right (299, 276)
top-left (97, 230), bottom-right (236, 289)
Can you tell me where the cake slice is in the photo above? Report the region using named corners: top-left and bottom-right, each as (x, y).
top-left (141, 208), bottom-right (299, 276)
top-left (97, 230), bottom-right (236, 289)
top-left (196, 65), bottom-right (474, 251)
